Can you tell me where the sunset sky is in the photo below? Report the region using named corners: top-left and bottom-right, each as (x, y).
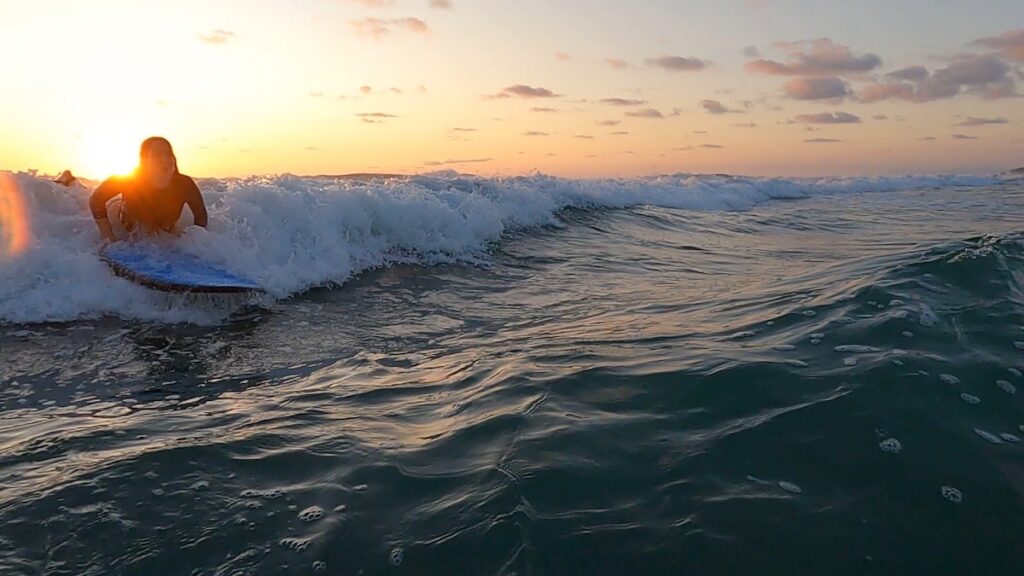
top-left (1, 0), bottom-right (1022, 178)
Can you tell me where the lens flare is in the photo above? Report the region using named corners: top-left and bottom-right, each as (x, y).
top-left (0, 173), bottom-right (31, 258)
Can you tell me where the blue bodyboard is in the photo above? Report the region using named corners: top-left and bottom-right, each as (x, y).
top-left (100, 244), bottom-right (262, 294)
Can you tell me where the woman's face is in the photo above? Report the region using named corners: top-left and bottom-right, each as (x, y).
top-left (141, 141), bottom-right (176, 188)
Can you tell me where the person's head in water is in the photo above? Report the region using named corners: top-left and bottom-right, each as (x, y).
top-left (138, 136), bottom-right (177, 189)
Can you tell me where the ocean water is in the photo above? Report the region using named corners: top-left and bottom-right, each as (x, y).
top-left (1, 171), bottom-right (1023, 575)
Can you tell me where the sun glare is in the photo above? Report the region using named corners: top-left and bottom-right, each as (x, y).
top-left (0, 173), bottom-right (31, 259)
top-left (79, 132), bottom-right (139, 179)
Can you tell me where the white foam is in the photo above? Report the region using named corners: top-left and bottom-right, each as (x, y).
top-left (974, 428), bottom-right (1004, 444)
top-left (298, 506), bottom-right (324, 522)
top-left (0, 170), bottom-right (1003, 324)
top-left (835, 345), bottom-right (880, 353)
top-left (960, 393), bottom-right (980, 405)
top-left (941, 486), bottom-right (962, 504)
top-left (995, 380), bottom-right (1016, 394)
top-left (879, 438), bottom-right (902, 453)
top-left (940, 374), bottom-right (960, 385)
top-left (778, 481), bottom-right (802, 494)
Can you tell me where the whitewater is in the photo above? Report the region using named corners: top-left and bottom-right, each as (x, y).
top-left (0, 170), bottom-right (1001, 325)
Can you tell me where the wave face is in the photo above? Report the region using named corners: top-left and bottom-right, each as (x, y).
top-left (0, 171), bottom-right (1001, 324)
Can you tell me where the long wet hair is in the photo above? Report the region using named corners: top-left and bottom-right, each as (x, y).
top-left (139, 136), bottom-right (178, 174)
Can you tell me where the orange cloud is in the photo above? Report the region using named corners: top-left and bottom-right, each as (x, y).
top-left (197, 29), bottom-right (236, 44)
top-left (351, 17), bottom-right (429, 40)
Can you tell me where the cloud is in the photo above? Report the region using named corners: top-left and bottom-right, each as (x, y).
top-left (700, 99), bottom-right (741, 114)
top-left (804, 138), bottom-right (842, 143)
top-left (606, 58), bottom-right (629, 69)
top-left (600, 98), bottom-right (647, 106)
top-left (430, 0), bottom-right (452, 8)
top-left (974, 28), bottom-right (1024, 61)
top-left (450, 127), bottom-right (476, 132)
top-left (522, 131), bottom-right (549, 136)
top-left (486, 85), bottom-right (561, 99)
top-left (346, 0), bottom-right (393, 6)
top-left (954, 116), bottom-right (1008, 126)
top-left (699, 144), bottom-right (724, 149)
top-left (609, 131), bottom-right (629, 135)
top-left (733, 122), bottom-right (758, 128)
top-left (625, 108), bottom-right (664, 118)
top-left (784, 76), bottom-right (850, 100)
top-left (859, 54), bottom-right (1019, 102)
top-left (554, 51), bottom-right (571, 61)
top-left (951, 133), bottom-right (978, 140)
top-left (356, 112), bottom-right (398, 123)
top-left (745, 38), bottom-right (881, 75)
top-left (530, 107), bottom-right (559, 113)
top-left (742, 46), bottom-right (760, 58)
top-left (887, 66), bottom-right (929, 81)
top-left (351, 17), bottom-right (429, 40)
top-left (917, 136), bottom-right (936, 141)
top-left (596, 119), bottom-right (620, 126)
top-left (423, 158), bottom-right (490, 166)
top-left (646, 55), bottom-right (711, 72)
top-left (872, 114), bottom-right (888, 120)
top-left (309, 92), bottom-right (324, 98)
top-left (573, 135), bottom-right (594, 139)
top-left (197, 29), bottom-right (236, 44)
top-left (792, 111), bottom-right (860, 124)
top-left (360, 85), bottom-right (373, 94)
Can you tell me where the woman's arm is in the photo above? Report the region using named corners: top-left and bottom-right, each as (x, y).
top-left (89, 178), bottom-right (125, 241)
top-left (183, 177), bottom-right (208, 228)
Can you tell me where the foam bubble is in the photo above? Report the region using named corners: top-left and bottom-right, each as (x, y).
top-left (995, 380), bottom-right (1016, 394)
top-left (389, 547), bottom-right (404, 566)
top-left (844, 358), bottom-right (858, 366)
top-left (772, 344), bottom-right (796, 351)
top-left (778, 481), bottom-right (802, 494)
top-left (810, 333), bottom-right (825, 339)
top-left (974, 428), bottom-right (1004, 444)
top-left (835, 345), bottom-right (880, 353)
top-left (879, 438), bottom-right (902, 453)
top-left (940, 374), bottom-right (960, 385)
top-left (889, 299), bottom-right (905, 307)
top-left (960, 393), bottom-right (980, 405)
top-left (298, 506), bottom-right (324, 522)
top-left (313, 561), bottom-right (327, 573)
top-left (1000, 433), bottom-right (1020, 443)
top-left (280, 538), bottom-right (311, 552)
top-left (902, 331), bottom-right (914, 338)
top-left (941, 486), bottom-right (962, 504)
top-left (1016, 342), bottom-right (1024, 351)
top-left (784, 359), bottom-right (809, 368)
top-left (1008, 368), bottom-right (1022, 378)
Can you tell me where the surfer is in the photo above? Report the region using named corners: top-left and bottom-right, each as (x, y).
top-left (88, 137), bottom-right (208, 241)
